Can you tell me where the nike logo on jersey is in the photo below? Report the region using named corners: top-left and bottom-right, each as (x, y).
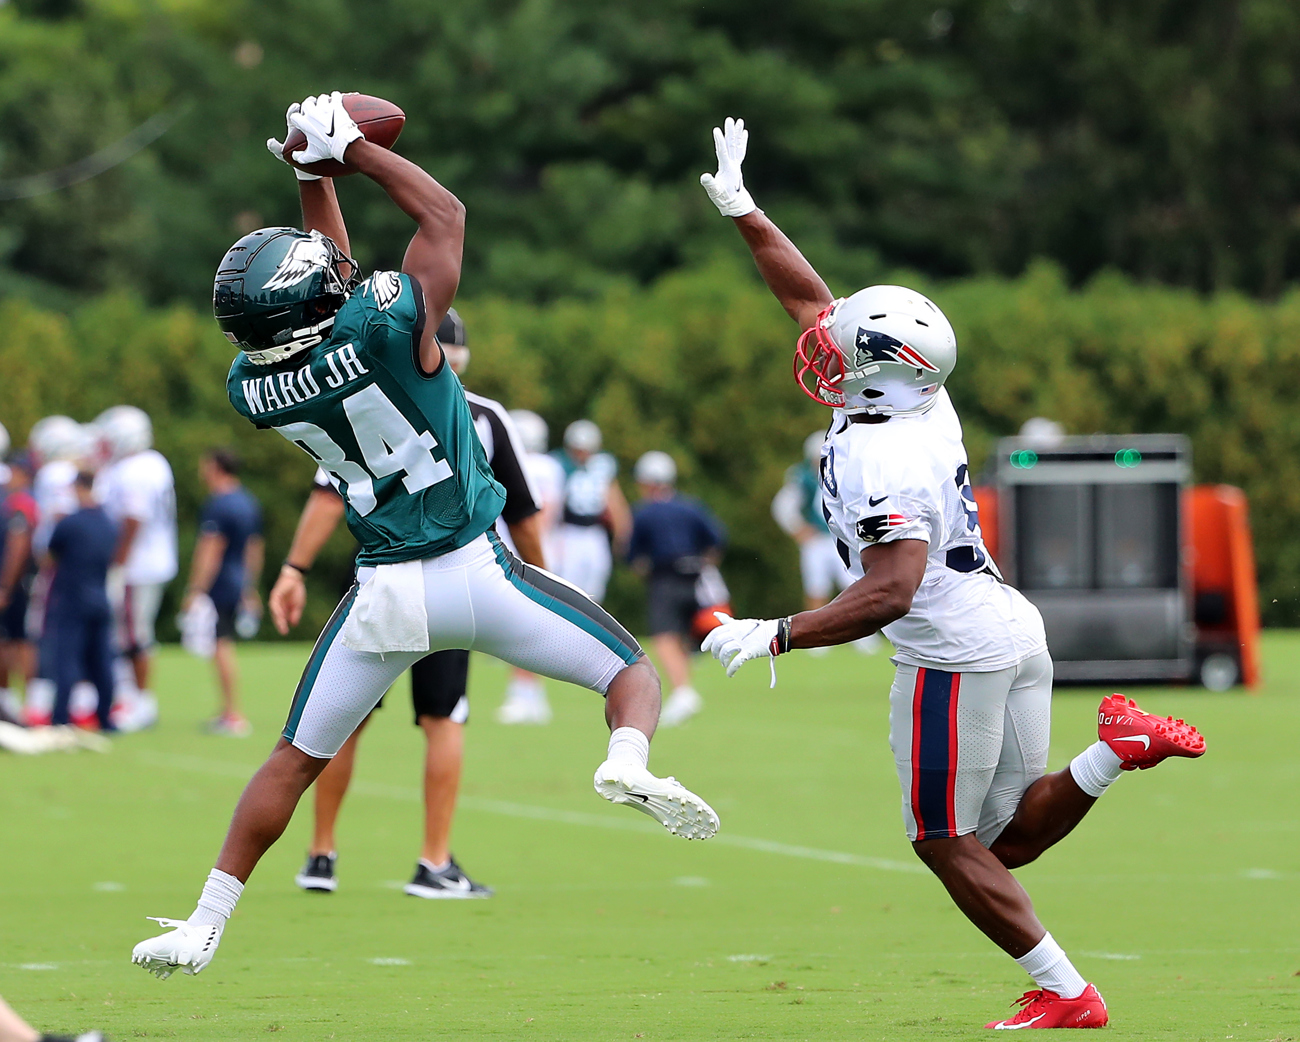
top-left (868, 494), bottom-right (888, 506)
top-left (1111, 734), bottom-right (1151, 749)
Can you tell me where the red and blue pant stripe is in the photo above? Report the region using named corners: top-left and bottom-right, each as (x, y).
top-left (910, 666), bottom-right (961, 841)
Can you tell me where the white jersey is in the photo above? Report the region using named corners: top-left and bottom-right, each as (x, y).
top-left (820, 389), bottom-right (1046, 671)
top-left (96, 450), bottom-right (178, 585)
top-left (523, 451), bottom-right (566, 567)
top-left (33, 460), bottom-right (79, 554)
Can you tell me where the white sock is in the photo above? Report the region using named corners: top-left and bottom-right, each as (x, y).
top-left (669, 686), bottom-right (698, 701)
top-left (1069, 740), bottom-right (1125, 797)
top-left (1015, 932), bottom-right (1088, 999)
top-left (189, 868), bottom-right (244, 929)
top-left (606, 726), bottom-right (649, 768)
top-left (420, 858), bottom-right (452, 873)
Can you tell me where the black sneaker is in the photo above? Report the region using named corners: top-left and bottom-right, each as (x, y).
top-left (403, 856), bottom-right (492, 899)
top-left (295, 852), bottom-right (338, 892)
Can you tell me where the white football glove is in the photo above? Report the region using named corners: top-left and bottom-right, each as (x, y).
top-left (287, 91), bottom-right (363, 167)
top-left (266, 102), bottom-right (322, 180)
top-left (701, 612), bottom-right (780, 686)
top-left (699, 116), bottom-right (756, 218)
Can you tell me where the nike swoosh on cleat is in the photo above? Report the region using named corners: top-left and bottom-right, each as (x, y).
top-left (1112, 734), bottom-right (1151, 749)
top-left (996, 1013), bottom-right (1047, 1030)
top-left (628, 792), bottom-right (650, 803)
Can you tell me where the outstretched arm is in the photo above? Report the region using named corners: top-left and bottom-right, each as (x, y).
top-left (701, 117), bottom-right (832, 330)
top-left (288, 93), bottom-right (465, 373)
top-left (299, 180), bottom-right (353, 279)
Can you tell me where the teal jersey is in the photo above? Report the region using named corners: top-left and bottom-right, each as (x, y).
top-left (788, 462), bottom-right (831, 534)
top-left (227, 271), bottom-right (506, 566)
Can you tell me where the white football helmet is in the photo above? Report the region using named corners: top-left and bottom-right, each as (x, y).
top-left (28, 415), bottom-right (91, 465)
top-left (634, 450), bottom-right (676, 486)
top-left (564, 419), bottom-right (602, 454)
top-left (803, 430), bottom-right (825, 463)
top-left (509, 410), bottom-right (549, 455)
top-left (94, 405), bottom-right (153, 461)
top-left (794, 285), bottom-right (957, 416)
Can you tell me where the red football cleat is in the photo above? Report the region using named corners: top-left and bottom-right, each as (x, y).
top-left (1098, 693), bottom-right (1206, 770)
top-left (985, 985), bottom-right (1108, 1029)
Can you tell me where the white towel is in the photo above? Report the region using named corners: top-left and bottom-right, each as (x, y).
top-left (340, 559), bottom-right (430, 654)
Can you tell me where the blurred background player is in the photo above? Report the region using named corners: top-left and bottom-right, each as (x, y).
top-left (182, 449), bottom-right (263, 737)
top-left (495, 409), bottom-right (565, 724)
top-left (0, 447), bottom-right (38, 722)
top-left (551, 420), bottom-right (630, 604)
top-left (92, 406), bottom-right (176, 732)
top-left (23, 416), bottom-right (95, 725)
top-left (771, 430), bottom-right (878, 655)
top-left (271, 308), bottom-right (549, 897)
top-left (44, 470), bottom-right (117, 731)
top-left (627, 451), bottom-right (725, 727)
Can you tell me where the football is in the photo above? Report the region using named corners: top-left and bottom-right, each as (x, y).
top-left (283, 93), bottom-right (405, 177)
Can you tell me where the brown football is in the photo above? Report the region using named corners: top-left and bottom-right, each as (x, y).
top-left (282, 94), bottom-right (405, 177)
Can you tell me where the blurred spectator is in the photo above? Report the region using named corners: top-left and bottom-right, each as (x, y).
top-left (92, 406), bottom-right (176, 732)
top-left (496, 409), bottom-right (566, 725)
top-left (24, 416), bottom-right (95, 725)
top-left (183, 449), bottom-right (263, 737)
top-left (551, 420), bottom-right (631, 604)
top-left (45, 471), bottom-right (118, 730)
top-left (0, 453), bottom-right (38, 721)
top-left (771, 431), bottom-right (878, 655)
top-left (628, 451), bottom-right (726, 727)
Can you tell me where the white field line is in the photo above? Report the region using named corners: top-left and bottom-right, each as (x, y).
top-left (135, 750), bottom-right (924, 874)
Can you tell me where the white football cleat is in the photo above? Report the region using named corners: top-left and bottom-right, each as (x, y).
top-left (131, 917), bottom-right (221, 979)
top-left (494, 694), bottom-right (552, 725)
top-left (593, 760), bottom-right (719, 840)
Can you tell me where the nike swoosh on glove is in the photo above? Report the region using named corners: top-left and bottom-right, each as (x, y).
top-left (699, 116), bottom-right (756, 218)
top-left (267, 102), bottom-right (322, 180)
top-left (701, 612), bottom-right (780, 684)
top-left (288, 91), bottom-right (363, 166)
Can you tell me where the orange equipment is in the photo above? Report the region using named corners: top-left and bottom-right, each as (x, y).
top-left (1186, 485), bottom-right (1261, 689)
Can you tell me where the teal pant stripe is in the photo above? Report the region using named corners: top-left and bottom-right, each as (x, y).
top-left (487, 531), bottom-right (642, 665)
top-left (283, 583), bottom-right (358, 743)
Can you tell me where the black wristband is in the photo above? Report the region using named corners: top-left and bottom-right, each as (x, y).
top-left (282, 560), bottom-right (311, 576)
top-left (772, 616), bottom-right (793, 656)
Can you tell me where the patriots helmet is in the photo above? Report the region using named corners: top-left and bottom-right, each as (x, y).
top-left (794, 285), bottom-right (957, 416)
top-left (213, 227), bottom-right (359, 366)
top-left (28, 415), bottom-right (91, 465)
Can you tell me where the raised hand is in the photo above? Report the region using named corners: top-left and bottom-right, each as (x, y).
top-left (700, 116), bottom-right (756, 218)
top-left (266, 102), bottom-right (322, 180)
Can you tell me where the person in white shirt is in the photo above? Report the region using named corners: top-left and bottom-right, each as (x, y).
top-left (92, 406), bottom-right (177, 731)
top-left (698, 117), bottom-right (1205, 1030)
top-left (496, 410), bottom-right (567, 724)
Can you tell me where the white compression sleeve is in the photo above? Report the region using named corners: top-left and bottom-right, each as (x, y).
top-left (1069, 741), bottom-right (1125, 798)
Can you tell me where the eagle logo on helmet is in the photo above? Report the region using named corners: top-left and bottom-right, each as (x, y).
top-left (852, 328), bottom-right (940, 373)
top-left (261, 233), bottom-right (332, 292)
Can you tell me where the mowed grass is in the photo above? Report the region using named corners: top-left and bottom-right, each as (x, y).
top-left (2, 634), bottom-right (1298, 1041)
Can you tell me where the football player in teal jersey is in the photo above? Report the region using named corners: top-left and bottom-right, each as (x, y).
top-left (132, 92), bottom-right (718, 980)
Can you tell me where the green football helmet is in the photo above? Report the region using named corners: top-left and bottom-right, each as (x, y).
top-left (212, 227), bottom-right (360, 365)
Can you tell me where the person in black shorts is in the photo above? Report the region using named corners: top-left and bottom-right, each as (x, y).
top-left (0, 453), bottom-right (39, 720)
top-left (268, 308), bottom-right (549, 898)
top-left (627, 451), bottom-right (726, 728)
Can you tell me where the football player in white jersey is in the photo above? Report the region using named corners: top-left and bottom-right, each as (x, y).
top-left (550, 420), bottom-right (631, 604)
top-left (699, 118), bottom-right (1206, 1030)
top-left (496, 409), bottom-right (567, 724)
top-left (93, 406), bottom-right (177, 732)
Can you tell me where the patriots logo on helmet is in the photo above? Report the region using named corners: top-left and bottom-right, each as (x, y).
top-left (856, 512), bottom-right (911, 543)
top-left (852, 328), bottom-right (939, 373)
top-left (261, 233), bottom-right (332, 292)
top-left (362, 271), bottom-right (404, 311)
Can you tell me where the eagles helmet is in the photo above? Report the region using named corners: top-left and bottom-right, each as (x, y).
top-left (794, 285), bottom-right (957, 417)
top-left (213, 227), bottom-right (359, 366)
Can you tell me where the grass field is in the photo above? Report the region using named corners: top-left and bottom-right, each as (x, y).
top-left (3, 634), bottom-right (1298, 1041)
